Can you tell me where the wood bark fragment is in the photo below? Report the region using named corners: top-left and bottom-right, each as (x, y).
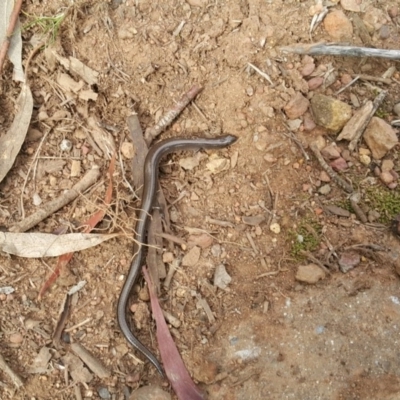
top-left (9, 166), bottom-right (100, 232)
top-left (280, 43), bottom-right (400, 60)
top-left (144, 85), bottom-right (203, 145)
top-left (70, 343), bottom-right (110, 379)
top-left (0, 353), bottom-right (24, 388)
top-left (347, 90), bottom-right (387, 151)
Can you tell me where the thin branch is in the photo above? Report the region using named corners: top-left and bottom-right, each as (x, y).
top-left (0, 353), bottom-right (24, 388)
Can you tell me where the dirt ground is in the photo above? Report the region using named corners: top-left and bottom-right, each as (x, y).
top-left (1, 0), bottom-right (400, 399)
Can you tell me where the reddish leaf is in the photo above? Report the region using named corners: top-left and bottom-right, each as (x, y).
top-left (143, 266), bottom-right (204, 400)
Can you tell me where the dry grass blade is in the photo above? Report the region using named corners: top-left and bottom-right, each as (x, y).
top-left (0, 83), bottom-right (33, 183)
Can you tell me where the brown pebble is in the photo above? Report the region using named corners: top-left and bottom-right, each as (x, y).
top-left (308, 77), bottom-right (324, 90)
top-left (9, 332), bottom-right (24, 344)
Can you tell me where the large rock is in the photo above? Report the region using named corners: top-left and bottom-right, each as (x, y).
top-left (311, 94), bottom-right (352, 133)
top-left (363, 117), bottom-right (398, 159)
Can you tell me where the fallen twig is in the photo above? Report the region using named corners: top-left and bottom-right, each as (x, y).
top-left (310, 143), bottom-right (353, 193)
top-left (350, 193), bottom-right (367, 224)
top-left (164, 257), bottom-right (181, 290)
top-left (52, 294), bottom-right (72, 347)
top-left (356, 74), bottom-right (392, 85)
top-left (10, 166), bottom-right (100, 233)
top-left (144, 85), bottom-right (203, 145)
top-left (0, 0), bottom-right (23, 74)
top-left (299, 250), bottom-right (332, 274)
top-left (70, 343), bottom-right (110, 379)
top-left (347, 90), bottom-right (387, 151)
top-left (0, 353), bottom-right (24, 388)
top-left (280, 43), bottom-right (400, 60)
top-left (247, 62), bottom-right (274, 86)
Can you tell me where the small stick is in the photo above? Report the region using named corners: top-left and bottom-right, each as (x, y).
top-left (205, 216), bottom-right (235, 228)
top-left (0, 353), bottom-right (24, 388)
top-left (246, 231), bottom-right (259, 254)
top-left (144, 85), bottom-right (203, 144)
top-left (280, 43), bottom-right (400, 60)
top-left (299, 250), bottom-right (332, 274)
top-left (348, 90), bottom-right (387, 151)
top-left (335, 75), bottom-right (360, 95)
top-left (356, 74), bottom-right (392, 85)
top-left (70, 343), bottom-right (111, 379)
top-left (280, 129), bottom-right (310, 161)
top-left (310, 143), bottom-right (353, 193)
top-left (164, 257), bottom-right (181, 290)
top-left (247, 63), bottom-right (274, 86)
top-left (350, 193), bottom-right (368, 224)
top-left (10, 166), bottom-right (100, 232)
top-left (0, 0), bottom-right (23, 74)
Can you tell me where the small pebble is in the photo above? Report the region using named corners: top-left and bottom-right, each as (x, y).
top-left (98, 388), bottom-right (111, 400)
top-left (269, 222), bottom-right (281, 234)
top-left (60, 139), bottom-right (72, 152)
top-left (9, 332), bottom-right (23, 344)
top-left (121, 142), bottom-right (135, 159)
top-left (318, 184), bottom-right (331, 195)
top-left (214, 264), bottom-right (232, 290)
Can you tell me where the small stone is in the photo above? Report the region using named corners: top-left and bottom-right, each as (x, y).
top-left (303, 113), bottom-right (316, 131)
top-left (301, 62), bottom-right (315, 77)
top-left (214, 264), bottom-right (232, 290)
top-left (330, 157), bottom-right (348, 171)
top-left (60, 139), bottom-right (72, 152)
top-left (338, 251), bottom-right (361, 273)
top-left (211, 244), bottom-right (222, 257)
top-left (308, 77), bottom-right (324, 90)
top-left (359, 147), bottom-right (371, 155)
top-left (319, 171), bottom-right (331, 182)
top-left (255, 226), bottom-right (262, 235)
top-left (121, 142), bottom-right (135, 159)
top-left (74, 128), bottom-right (87, 140)
top-left (380, 171), bottom-right (395, 185)
top-left (264, 153), bottom-right (277, 163)
top-left (359, 154), bottom-right (371, 165)
top-left (318, 184), bottom-right (331, 195)
top-left (287, 119), bottom-right (302, 131)
top-left (381, 159), bottom-right (394, 172)
top-left (246, 86), bottom-right (254, 96)
top-left (363, 117), bottom-right (398, 159)
top-left (321, 144), bottom-right (341, 160)
top-left (311, 94), bottom-right (352, 133)
top-left (129, 385), bottom-right (171, 400)
top-left (70, 160), bottom-right (81, 177)
top-left (388, 7), bottom-right (398, 19)
top-left (295, 264), bottom-right (325, 284)
top-left (138, 287), bottom-right (150, 302)
top-left (9, 332), bottom-right (23, 344)
top-left (284, 92), bottom-right (310, 119)
top-left (38, 111), bottom-right (49, 121)
top-left (98, 388), bottom-right (111, 400)
top-left (162, 252), bottom-right (174, 263)
top-left (32, 193), bottom-right (42, 206)
top-left (182, 246), bottom-right (201, 267)
top-left (340, 0), bottom-right (362, 12)
top-left (269, 222), bottom-right (281, 234)
top-left (187, 234), bottom-right (213, 249)
top-left (379, 25), bottom-right (390, 40)
top-left (323, 10), bottom-right (353, 40)
top-left (263, 300), bottom-right (270, 313)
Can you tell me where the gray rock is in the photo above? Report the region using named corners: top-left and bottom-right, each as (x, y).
top-left (393, 102), bottom-right (400, 117)
top-left (295, 264), bottom-right (326, 284)
top-left (214, 264), bottom-right (232, 289)
top-left (98, 388), bottom-right (111, 400)
top-left (311, 94), bottom-right (352, 133)
top-left (363, 117), bottom-right (398, 159)
top-left (339, 251), bottom-right (361, 273)
top-left (318, 184), bottom-right (331, 195)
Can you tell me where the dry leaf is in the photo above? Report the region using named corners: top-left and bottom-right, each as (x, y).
top-left (0, 0), bottom-right (24, 81)
top-left (0, 232), bottom-right (119, 257)
top-left (0, 84), bottom-right (33, 183)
